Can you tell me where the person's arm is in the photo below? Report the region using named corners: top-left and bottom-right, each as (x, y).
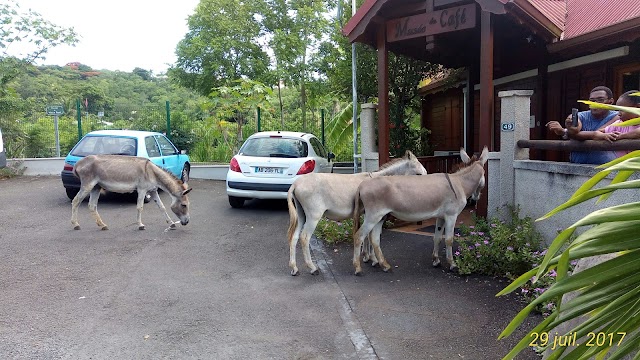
top-left (566, 114), bottom-right (619, 140)
top-left (545, 120), bottom-right (568, 139)
top-left (617, 128), bottom-right (640, 140)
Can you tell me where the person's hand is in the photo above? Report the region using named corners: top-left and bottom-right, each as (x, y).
top-left (545, 121), bottom-right (564, 136)
top-left (594, 131), bottom-right (620, 143)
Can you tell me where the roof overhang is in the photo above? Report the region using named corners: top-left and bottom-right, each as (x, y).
top-left (548, 16), bottom-right (640, 54)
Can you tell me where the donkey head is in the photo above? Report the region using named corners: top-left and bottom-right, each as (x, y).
top-left (460, 147), bottom-right (489, 201)
top-left (171, 183), bottom-right (192, 225)
top-left (403, 150), bottom-right (428, 175)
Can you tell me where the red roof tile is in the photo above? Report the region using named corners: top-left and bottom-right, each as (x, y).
top-left (564, 0), bottom-right (640, 39)
top-left (526, 0), bottom-right (566, 31)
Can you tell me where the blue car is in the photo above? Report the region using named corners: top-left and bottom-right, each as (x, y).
top-left (61, 130), bottom-right (190, 199)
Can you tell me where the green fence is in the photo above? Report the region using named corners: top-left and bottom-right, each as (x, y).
top-left (0, 100), bottom-right (355, 163)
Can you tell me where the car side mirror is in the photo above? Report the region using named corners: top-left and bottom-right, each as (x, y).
top-left (180, 149), bottom-right (187, 155)
top-left (328, 152), bottom-right (335, 162)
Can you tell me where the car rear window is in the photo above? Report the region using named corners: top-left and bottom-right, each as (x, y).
top-left (239, 137), bottom-right (308, 158)
top-left (71, 136), bottom-right (137, 156)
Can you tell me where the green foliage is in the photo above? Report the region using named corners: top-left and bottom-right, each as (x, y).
top-left (454, 207), bottom-right (572, 317)
top-left (314, 218), bottom-right (355, 245)
top-left (498, 140), bottom-right (640, 358)
top-left (0, 159), bottom-right (25, 179)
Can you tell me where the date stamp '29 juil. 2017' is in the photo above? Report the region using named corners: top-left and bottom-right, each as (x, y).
top-left (529, 332), bottom-right (627, 350)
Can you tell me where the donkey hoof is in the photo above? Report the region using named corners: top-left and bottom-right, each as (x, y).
top-left (73, 225), bottom-right (81, 230)
top-left (290, 269), bottom-right (299, 276)
top-left (354, 270), bottom-right (363, 276)
top-left (101, 226), bottom-right (109, 231)
top-left (450, 265), bottom-right (459, 273)
top-left (371, 261), bottom-right (379, 268)
top-left (310, 268), bottom-right (320, 275)
top-left (138, 225), bottom-right (146, 230)
top-left (432, 260), bottom-right (441, 268)
top-left (382, 265), bottom-right (392, 273)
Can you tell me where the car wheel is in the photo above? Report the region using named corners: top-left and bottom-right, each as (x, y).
top-left (228, 196), bottom-right (245, 208)
top-left (66, 188), bottom-right (79, 200)
top-left (181, 164), bottom-right (190, 183)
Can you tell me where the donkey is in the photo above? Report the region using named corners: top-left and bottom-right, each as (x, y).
top-left (287, 150), bottom-right (427, 276)
top-left (352, 147), bottom-right (488, 275)
top-left (70, 155), bottom-right (192, 230)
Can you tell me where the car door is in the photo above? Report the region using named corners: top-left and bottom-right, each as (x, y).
top-left (154, 134), bottom-right (181, 176)
top-left (144, 136), bottom-right (164, 168)
top-left (309, 137), bottom-right (332, 173)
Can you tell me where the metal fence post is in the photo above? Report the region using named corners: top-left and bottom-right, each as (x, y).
top-left (257, 106), bottom-right (261, 132)
top-left (321, 109), bottom-right (325, 146)
top-left (76, 99), bottom-right (82, 141)
top-left (165, 101), bottom-right (171, 140)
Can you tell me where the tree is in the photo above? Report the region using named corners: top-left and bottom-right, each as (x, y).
top-left (260, 0), bottom-right (333, 131)
top-left (169, 0), bottom-right (271, 96)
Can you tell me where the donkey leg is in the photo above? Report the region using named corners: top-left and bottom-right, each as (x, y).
top-left (432, 218), bottom-right (445, 267)
top-left (353, 217), bottom-right (377, 276)
top-left (71, 185), bottom-right (93, 230)
top-left (135, 190), bottom-right (149, 230)
top-left (443, 216), bottom-right (458, 272)
top-left (300, 217), bottom-right (320, 275)
top-left (87, 187), bottom-right (108, 230)
top-left (364, 232), bottom-right (379, 267)
top-left (288, 207), bottom-right (305, 276)
top-left (370, 220), bottom-right (391, 272)
top-left (151, 191), bottom-right (175, 227)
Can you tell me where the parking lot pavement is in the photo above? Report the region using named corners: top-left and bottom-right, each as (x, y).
top-left (0, 176), bottom-right (540, 359)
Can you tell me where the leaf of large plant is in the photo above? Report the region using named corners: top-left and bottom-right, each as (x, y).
top-left (578, 101), bottom-right (640, 118)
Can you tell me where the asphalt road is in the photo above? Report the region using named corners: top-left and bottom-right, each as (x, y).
top-left (0, 176), bottom-right (541, 359)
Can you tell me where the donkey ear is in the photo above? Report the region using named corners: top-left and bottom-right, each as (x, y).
top-left (404, 150), bottom-right (416, 160)
top-left (460, 147), bottom-right (471, 164)
top-left (182, 188), bottom-right (193, 196)
top-left (480, 146), bottom-right (489, 165)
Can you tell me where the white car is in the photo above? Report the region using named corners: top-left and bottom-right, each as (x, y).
top-left (0, 128), bottom-right (5, 168)
top-left (226, 131), bottom-right (335, 208)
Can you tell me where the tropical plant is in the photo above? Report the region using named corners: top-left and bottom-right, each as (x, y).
top-left (497, 94), bottom-right (640, 359)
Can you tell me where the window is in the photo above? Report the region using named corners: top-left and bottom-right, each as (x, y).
top-left (309, 137), bottom-right (327, 158)
top-left (145, 136), bottom-right (161, 157)
top-left (239, 137), bottom-right (308, 158)
top-left (155, 135), bottom-right (177, 156)
top-left (614, 63), bottom-right (640, 96)
top-left (71, 136), bottom-right (136, 156)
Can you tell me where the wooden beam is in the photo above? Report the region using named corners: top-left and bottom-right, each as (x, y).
top-left (377, 25), bottom-right (390, 166)
top-left (477, 10), bottom-right (494, 218)
top-left (479, 11), bottom-right (493, 151)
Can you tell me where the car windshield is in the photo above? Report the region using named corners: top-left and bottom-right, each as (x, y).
top-left (70, 136), bottom-right (137, 156)
top-left (239, 137), bottom-right (308, 158)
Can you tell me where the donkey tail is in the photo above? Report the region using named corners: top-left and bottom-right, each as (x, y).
top-left (353, 187), bottom-right (362, 238)
top-left (287, 183), bottom-right (299, 243)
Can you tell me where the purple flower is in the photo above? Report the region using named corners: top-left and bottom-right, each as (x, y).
top-left (469, 225), bottom-right (475, 229)
top-left (475, 242), bottom-right (481, 247)
top-left (570, 260), bottom-right (578, 266)
top-left (455, 233), bottom-right (460, 237)
top-left (549, 270), bottom-right (557, 277)
top-left (490, 223), bottom-right (497, 228)
top-left (534, 288), bottom-right (545, 293)
top-left (507, 246), bottom-right (514, 251)
top-left (455, 251), bottom-right (460, 256)
top-left (541, 249), bottom-right (547, 256)
top-left (483, 240), bottom-right (489, 245)
top-left (470, 231), bottom-right (477, 236)
top-left (478, 232), bottom-right (485, 236)
top-left (468, 246), bottom-right (474, 250)
top-left (476, 254), bottom-right (482, 258)
top-left (547, 303), bottom-right (554, 310)
top-left (525, 242), bottom-right (530, 247)
top-left (521, 288), bottom-right (529, 294)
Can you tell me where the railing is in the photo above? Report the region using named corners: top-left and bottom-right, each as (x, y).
top-left (416, 155), bottom-right (463, 173)
top-left (517, 139), bottom-right (640, 152)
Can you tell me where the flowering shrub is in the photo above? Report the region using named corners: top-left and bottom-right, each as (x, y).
top-left (454, 206), bottom-right (573, 315)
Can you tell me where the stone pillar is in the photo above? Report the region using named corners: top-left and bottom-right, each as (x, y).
top-left (360, 103), bottom-right (379, 172)
top-left (495, 90), bottom-right (533, 220)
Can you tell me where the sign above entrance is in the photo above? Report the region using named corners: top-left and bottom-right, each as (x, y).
top-left (387, 4), bottom-right (476, 42)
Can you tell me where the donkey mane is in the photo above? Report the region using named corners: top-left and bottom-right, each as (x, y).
top-left (376, 152), bottom-right (415, 171)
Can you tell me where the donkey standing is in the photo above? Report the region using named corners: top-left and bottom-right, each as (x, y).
top-left (70, 155), bottom-right (192, 230)
top-left (287, 150), bottom-right (427, 276)
top-left (352, 147), bottom-right (488, 275)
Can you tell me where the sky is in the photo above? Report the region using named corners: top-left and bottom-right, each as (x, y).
top-left (12, 0), bottom-right (201, 74)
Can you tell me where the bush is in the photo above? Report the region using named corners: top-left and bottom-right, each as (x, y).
top-left (314, 218), bottom-right (355, 245)
top-left (454, 206), bottom-right (573, 315)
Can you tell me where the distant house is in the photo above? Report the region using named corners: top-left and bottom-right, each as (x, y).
top-left (343, 0), bottom-right (640, 162)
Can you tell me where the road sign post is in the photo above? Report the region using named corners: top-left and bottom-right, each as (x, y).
top-left (46, 105), bottom-right (64, 157)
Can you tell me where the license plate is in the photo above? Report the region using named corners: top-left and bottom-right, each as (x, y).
top-left (255, 167), bottom-right (283, 174)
